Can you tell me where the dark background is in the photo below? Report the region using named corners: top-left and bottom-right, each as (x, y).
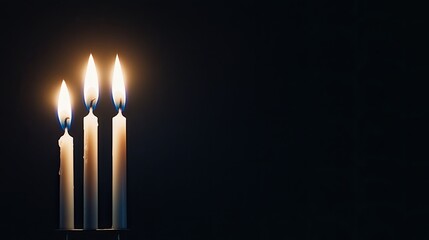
top-left (0, 1), bottom-right (427, 239)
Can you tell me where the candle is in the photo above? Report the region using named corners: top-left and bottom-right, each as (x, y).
top-left (112, 54), bottom-right (127, 229)
top-left (57, 80), bottom-right (74, 229)
top-left (83, 54), bottom-right (99, 229)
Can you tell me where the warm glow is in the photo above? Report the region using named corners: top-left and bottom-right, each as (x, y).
top-left (112, 54), bottom-right (126, 110)
top-left (84, 54), bottom-right (99, 109)
top-left (57, 80), bottom-right (72, 129)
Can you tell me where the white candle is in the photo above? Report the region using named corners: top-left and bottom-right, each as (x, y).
top-left (83, 54), bottom-right (99, 229)
top-left (57, 80), bottom-right (74, 229)
top-left (112, 54), bottom-right (127, 229)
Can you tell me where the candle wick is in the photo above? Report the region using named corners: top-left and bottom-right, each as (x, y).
top-left (64, 117), bottom-right (70, 130)
top-left (118, 99), bottom-right (124, 112)
top-left (90, 98), bottom-right (96, 109)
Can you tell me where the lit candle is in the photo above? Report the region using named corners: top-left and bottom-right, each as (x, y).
top-left (83, 54), bottom-right (99, 229)
top-left (112, 54), bottom-right (127, 229)
top-left (57, 80), bottom-right (74, 229)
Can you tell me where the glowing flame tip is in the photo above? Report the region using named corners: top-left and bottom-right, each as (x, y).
top-left (84, 54), bottom-right (99, 109)
top-left (112, 55), bottom-right (126, 111)
top-left (57, 80), bottom-right (72, 130)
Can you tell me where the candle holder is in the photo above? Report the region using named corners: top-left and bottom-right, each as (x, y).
top-left (56, 228), bottom-right (129, 240)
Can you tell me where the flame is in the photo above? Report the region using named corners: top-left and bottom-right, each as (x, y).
top-left (57, 80), bottom-right (72, 129)
top-left (112, 54), bottom-right (126, 111)
top-left (84, 54), bottom-right (99, 109)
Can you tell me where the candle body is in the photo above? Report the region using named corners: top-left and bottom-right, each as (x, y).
top-left (58, 129), bottom-right (74, 229)
top-left (83, 108), bottom-right (98, 229)
top-left (112, 110), bottom-right (127, 229)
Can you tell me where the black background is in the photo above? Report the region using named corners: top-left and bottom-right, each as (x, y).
top-left (0, 1), bottom-right (427, 239)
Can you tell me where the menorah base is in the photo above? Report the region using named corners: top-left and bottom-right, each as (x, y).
top-left (57, 228), bottom-right (129, 240)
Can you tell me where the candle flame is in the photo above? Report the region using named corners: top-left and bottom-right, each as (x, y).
top-left (57, 80), bottom-right (72, 130)
top-left (84, 54), bottom-right (99, 109)
top-left (112, 54), bottom-right (126, 111)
